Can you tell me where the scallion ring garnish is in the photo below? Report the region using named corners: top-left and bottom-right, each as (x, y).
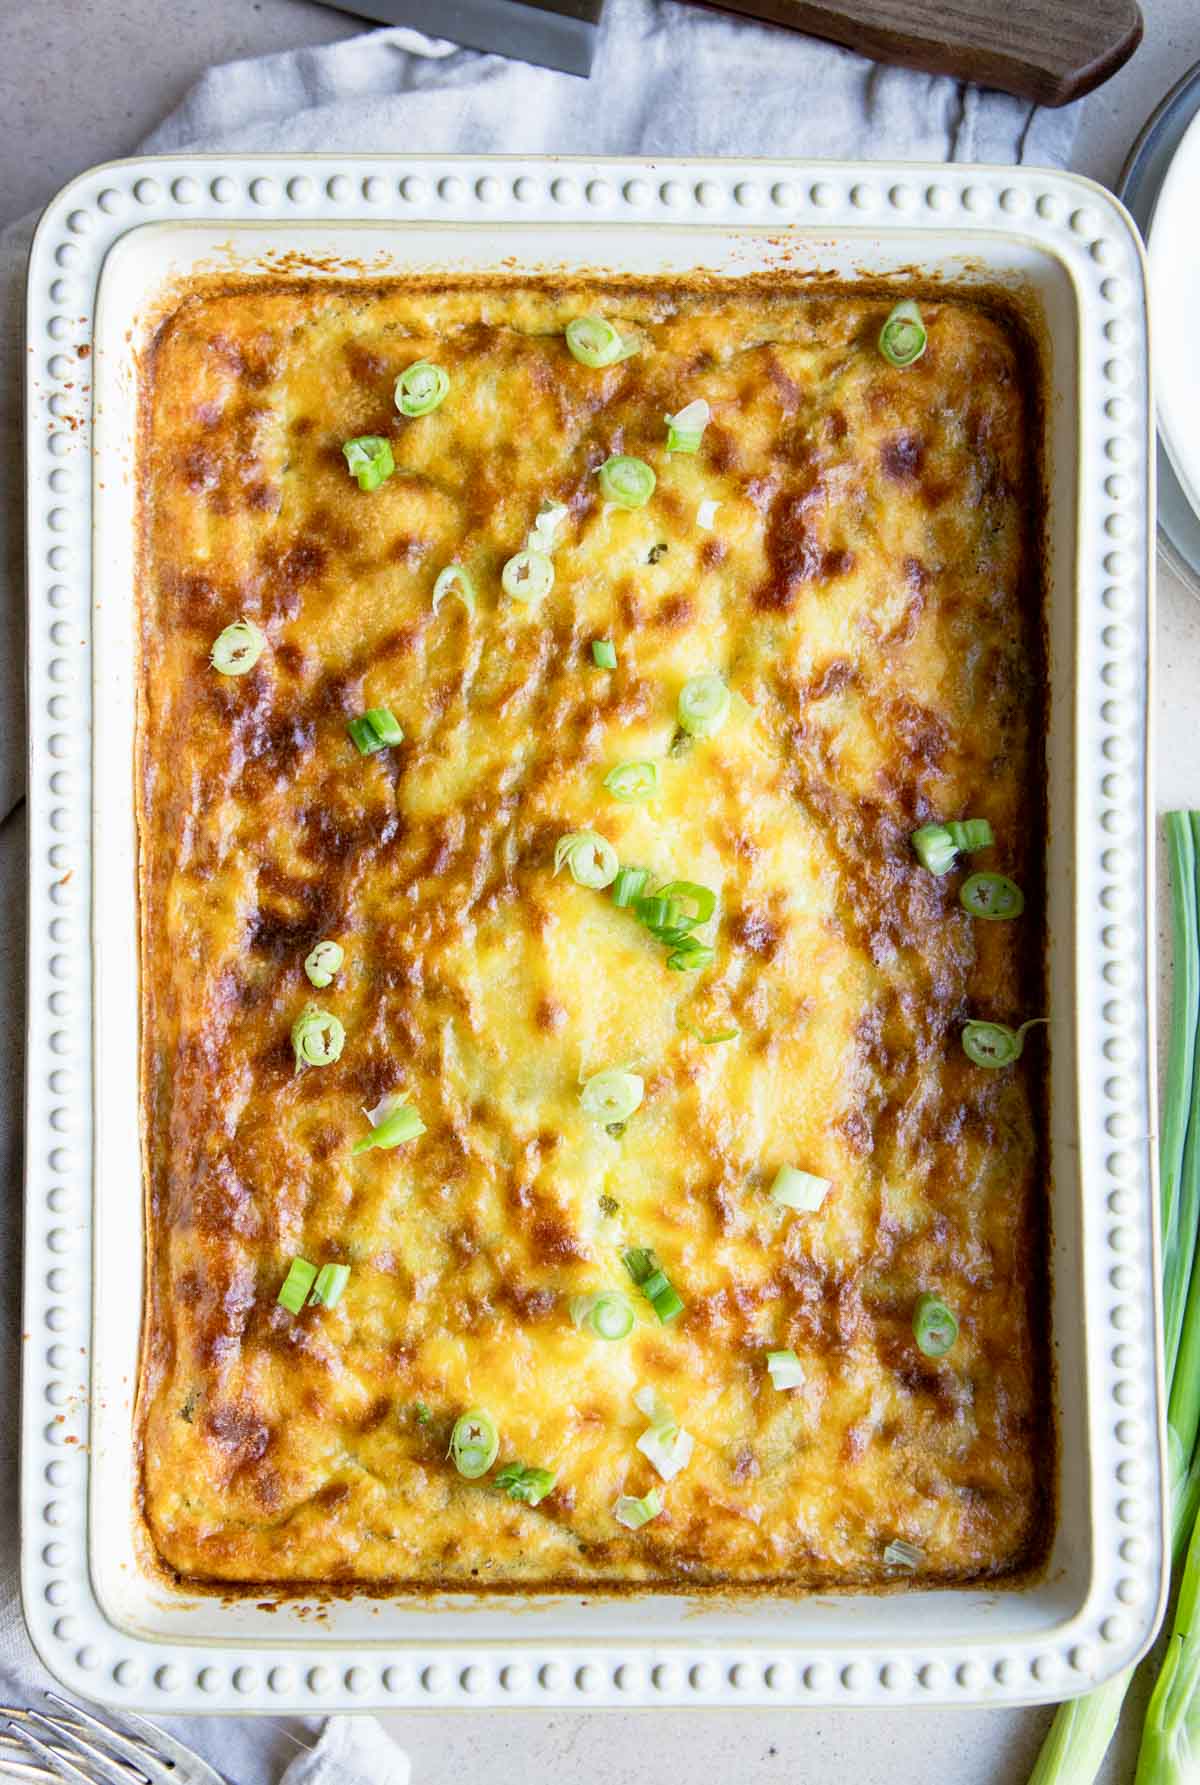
top-left (677, 673), bottom-right (731, 739)
top-left (347, 706), bottom-right (404, 756)
top-left (665, 939), bottom-right (714, 972)
top-left (655, 881), bottom-right (716, 926)
top-left (961, 1016), bottom-right (1047, 1068)
top-left (598, 455), bottom-right (656, 509)
top-left (883, 1539), bottom-right (925, 1571)
top-left (342, 434), bottom-right (395, 491)
top-left (501, 549), bottom-right (555, 605)
top-left (395, 359), bottom-right (449, 417)
top-left (304, 940), bottom-right (344, 989)
top-left (611, 866), bottom-right (649, 909)
top-left (309, 1263), bottom-right (350, 1309)
top-left (634, 1390), bottom-right (694, 1481)
top-left (352, 1094), bottom-right (426, 1154)
top-left (277, 1257), bottom-right (318, 1315)
top-left (554, 830), bottom-right (619, 890)
top-left (622, 1247), bottom-right (683, 1323)
top-left (432, 564), bottom-right (476, 616)
top-left (912, 1292), bottom-right (958, 1358)
top-left (210, 618), bottom-right (266, 676)
top-left (614, 1489), bottom-right (663, 1530)
top-left (449, 1408), bottom-right (499, 1479)
top-left (592, 639), bottom-right (617, 670)
top-left (580, 1068), bottom-right (644, 1124)
top-left (680, 1021), bottom-right (740, 1045)
top-left (766, 1348), bottom-right (805, 1391)
top-left (569, 1292), bottom-right (635, 1340)
top-left (527, 499), bottom-right (569, 555)
top-left (494, 1462), bottom-right (556, 1506)
top-left (291, 1004), bottom-right (345, 1070)
top-left (959, 872), bottom-right (1025, 920)
top-left (878, 299), bottom-right (928, 369)
top-left (911, 817), bottom-right (994, 875)
top-left (565, 315), bottom-right (632, 368)
top-left (665, 398), bottom-right (710, 454)
top-left (604, 759), bottom-right (659, 802)
top-left (770, 1165), bottom-right (831, 1213)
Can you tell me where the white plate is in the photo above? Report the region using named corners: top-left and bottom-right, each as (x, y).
top-left (1150, 99), bottom-right (1200, 524)
top-left (22, 155), bottom-right (1164, 1716)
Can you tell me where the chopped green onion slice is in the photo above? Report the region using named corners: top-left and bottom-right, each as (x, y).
top-left (945, 818), bottom-right (993, 852)
top-left (565, 315), bottom-right (632, 368)
top-left (677, 673), bottom-right (731, 739)
top-left (347, 706), bottom-right (404, 755)
top-left (494, 1462), bottom-right (557, 1506)
top-left (554, 830), bottom-right (619, 889)
top-left (910, 823), bottom-right (957, 875)
top-left (432, 564), bottom-right (476, 616)
top-left (580, 1068), bottom-right (644, 1124)
top-left (666, 940), bottom-right (714, 973)
top-left (527, 500), bottom-right (569, 555)
top-left (592, 639), bottom-right (617, 669)
top-left (342, 434), bottom-right (395, 491)
top-left (911, 817), bottom-right (993, 874)
top-left (623, 1248), bottom-right (683, 1323)
top-left (665, 398), bottom-right (710, 453)
top-left (883, 1539), bottom-right (925, 1571)
top-left (395, 359), bottom-right (449, 417)
top-left (570, 1291), bottom-right (636, 1341)
top-left (961, 1016), bottom-right (1047, 1068)
top-left (635, 894), bottom-right (670, 930)
top-left (598, 455), bottom-right (656, 509)
top-left (291, 1004), bottom-right (345, 1070)
top-left (770, 1165), bottom-right (831, 1213)
top-left (604, 759), bottom-right (659, 802)
top-left (210, 618), bottom-right (266, 676)
top-left (304, 939), bottom-right (344, 989)
top-left (655, 881), bottom-right (716, 926)
top-left (309, 1263), bottom-right (350, 1309)
top-left (365, 706), bottom-right (403, 745)
top-left (502, 549), bottom-right (555, 605)
top-left (766, 1348), bottom-right (805, 1391)
top-left (878, 299), bottom-right (928, 369)
top-left (413, 1402), bottom-right (432, 1425)
top-left (449, 1408), bottom-right (499, 1479)
top-left (912, 1292), bottom-right (958, 1358)
top-left (614, 1489), bottom-right (663, 1530)
top-left (959, 872), bottom-right (1025, 921)
top-left (680, 1021), bottom-right (740, 1044)
top-left (352, 1094), bottom-right (426, 1154)
top-left (612, 866), bottom-right (649, 909)
top-left (277, 1257), bottom-right (317, 1315)
top-left (634, 1389), bottom-right (694, 1481)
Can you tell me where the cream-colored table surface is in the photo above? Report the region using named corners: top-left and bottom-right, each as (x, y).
top-left (4, 1), bottom-right (1199, 1778)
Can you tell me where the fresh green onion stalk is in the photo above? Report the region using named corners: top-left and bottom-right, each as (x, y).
top-left (1027, 813), bottom-right (1200, 1784)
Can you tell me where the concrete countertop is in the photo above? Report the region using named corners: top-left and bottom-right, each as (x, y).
top-left (5, 3), bottom-right (1199, 1779)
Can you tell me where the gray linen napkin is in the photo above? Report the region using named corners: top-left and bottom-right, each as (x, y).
top-left (0, 4), bottom-right (1081, 1779)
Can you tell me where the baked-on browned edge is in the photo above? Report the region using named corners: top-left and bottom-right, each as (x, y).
top-left (134, 274), bottom-right (1052, 1597)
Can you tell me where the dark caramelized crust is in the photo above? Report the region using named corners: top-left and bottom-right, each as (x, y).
top-left (136, 277), bottom-right (1049, 1590)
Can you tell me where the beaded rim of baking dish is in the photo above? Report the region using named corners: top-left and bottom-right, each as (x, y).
top-left (22, 154), bottom-right (1160, 1712)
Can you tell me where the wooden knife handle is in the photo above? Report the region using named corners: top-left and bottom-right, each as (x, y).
top-left (682, 0), bottom-right (1143, 106)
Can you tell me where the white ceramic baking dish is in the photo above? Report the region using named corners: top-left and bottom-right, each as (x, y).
top-left (22, 153), bottom-right (1162, 1716)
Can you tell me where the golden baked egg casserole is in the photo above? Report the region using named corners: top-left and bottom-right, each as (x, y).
top-left (136, 278), bottom-right (1049, 1591)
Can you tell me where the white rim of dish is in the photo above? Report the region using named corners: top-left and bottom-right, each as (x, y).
top-left (1148, 103), bottom-right (1200, 524)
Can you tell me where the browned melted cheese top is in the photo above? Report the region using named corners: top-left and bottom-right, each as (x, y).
top-left (137, 279), bottom-right (1048, 1590)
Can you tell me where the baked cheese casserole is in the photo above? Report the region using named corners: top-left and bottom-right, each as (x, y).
top-left (136, 277), bottom-right (1050, 1591)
